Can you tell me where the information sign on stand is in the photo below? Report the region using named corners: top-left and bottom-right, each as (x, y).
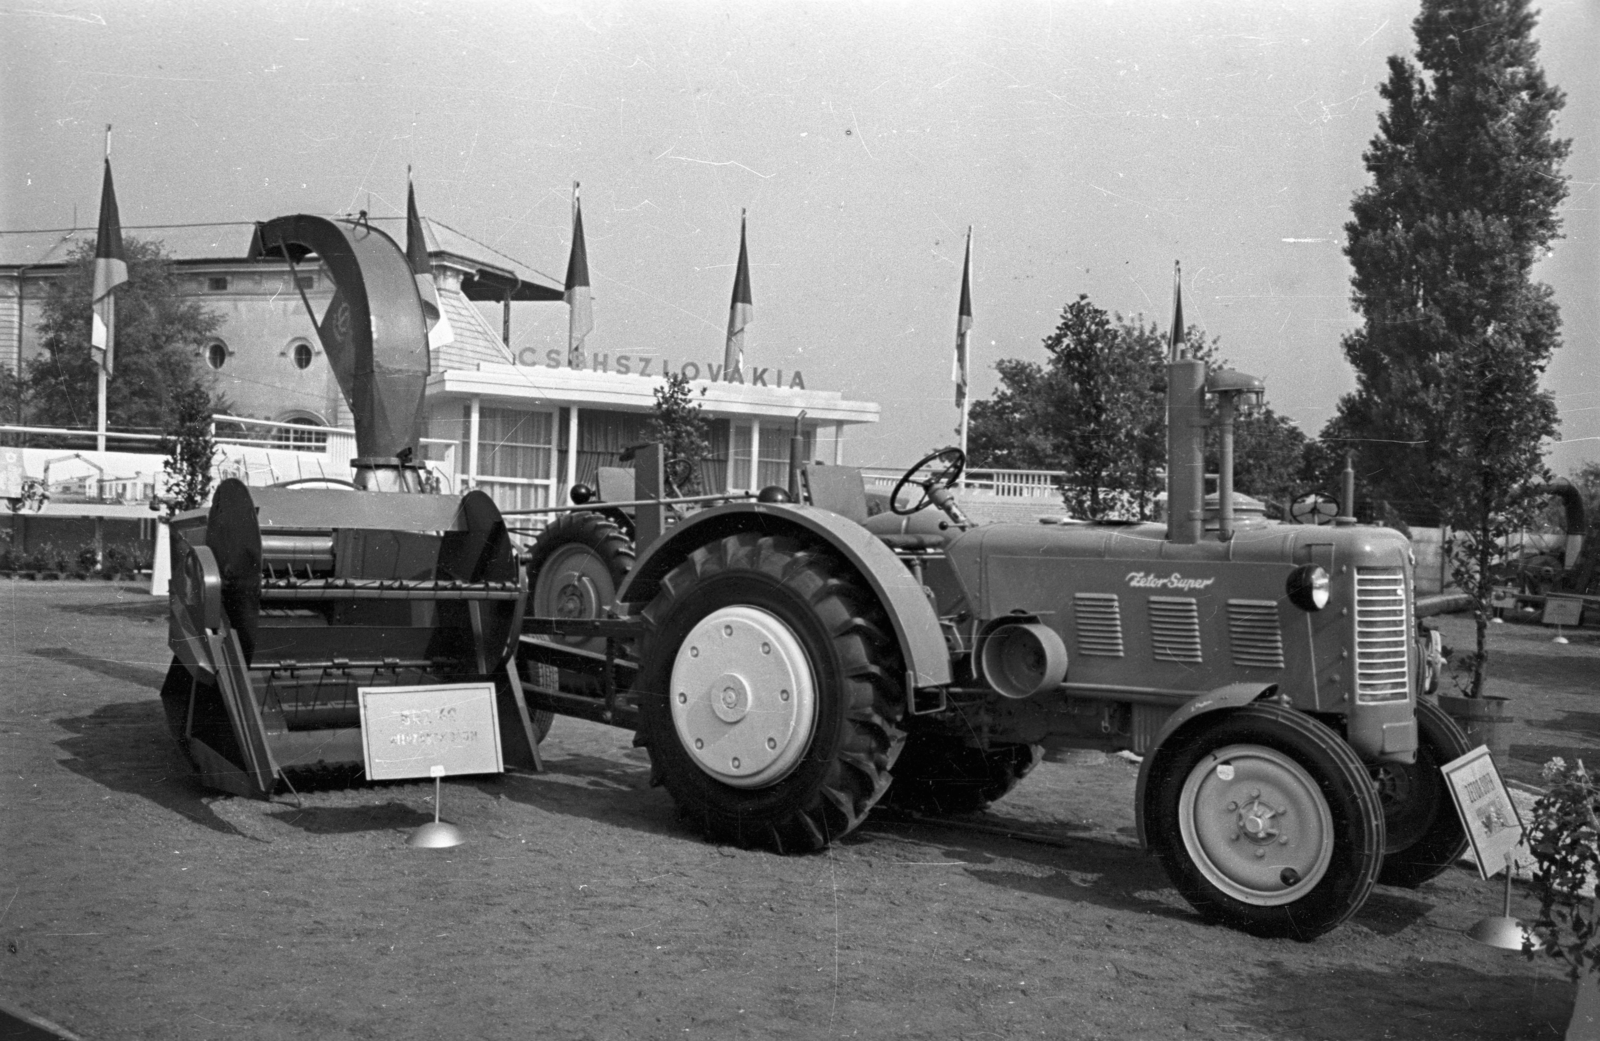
top-left (358, 683), bottom-right (504, 781)
top-left (1441, 745), bottom-right (1524, 880)
top-left (1542, 595), bottom-right (1584, 629)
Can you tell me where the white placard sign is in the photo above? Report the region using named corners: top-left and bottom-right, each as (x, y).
top-left (358, 683), bottom-right (504, 782)
top-left (1441, 745), bottom-right (1524, 880)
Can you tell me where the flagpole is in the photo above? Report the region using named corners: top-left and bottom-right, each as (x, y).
top-left (97, 125), bottom-right (111, 453)
top-left (958, 226), bottom-right (972, 488)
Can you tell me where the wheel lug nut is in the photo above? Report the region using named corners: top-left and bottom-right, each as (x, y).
top-left (780, 690), bottom-right (790, 701)
top-left (731, 757), bottom-right (741, 769)
top-left (694, 738), bottom-right (703, 749)
top-left (762, 642), bottom-right (771, 655)
top-left (723, 625), bottom-right (733, 637)
top-left (678, 692), bottom-right (687, 703)
top-left (1255, 849), bottom-right (1266, 859)
top-left (1227, 802), bottom-right (1238, 812)
top-left (690, 646), bottom-right (700, 658)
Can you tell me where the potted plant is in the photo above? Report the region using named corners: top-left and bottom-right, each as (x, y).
top-left (1525, 757), bottom-right (1600, 1039)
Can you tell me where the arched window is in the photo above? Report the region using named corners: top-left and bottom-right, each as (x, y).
top-left (272, 412), bottom-right (328, 451)
top-left (290, 340), bottom-right (315, 370)
top-left (205, 341), bottom-right (229, 370)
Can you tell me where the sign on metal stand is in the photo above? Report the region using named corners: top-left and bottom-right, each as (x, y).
top-left (358, 682), bottom-right (504, 848)
top-left (1442, 745), bottom-right (1524, 880)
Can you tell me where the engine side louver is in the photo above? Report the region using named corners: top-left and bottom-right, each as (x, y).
top-left (1149, 596), bottom-right (1203, 663)
top-left (1227, 599), bottom-right (1285, 669)
top-left (1073, 593), bottom-right (1125, 657)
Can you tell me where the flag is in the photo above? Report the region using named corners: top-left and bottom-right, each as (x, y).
top-left (406, 171), bottom-right (453, 352)
top-left (1169, 259), bottom-right (1184, 360)
top-left (91, 157), bottom-right (128, 377)
top-left (724, 210), bottom-right (752, 376)
top-left (953, 228), bottom-right (973, 409)
top-left (565, 185), bottom-right (593, 367)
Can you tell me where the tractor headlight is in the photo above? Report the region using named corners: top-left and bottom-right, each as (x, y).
top-left (1287, 564), bottom-right (1330, 611)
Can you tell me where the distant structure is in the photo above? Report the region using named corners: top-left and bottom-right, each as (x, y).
top-left (0, 216), bottom-right (877, 514)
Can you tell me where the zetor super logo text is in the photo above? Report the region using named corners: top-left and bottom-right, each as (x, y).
top-left (1125, 571), bottom-right (1217, 592)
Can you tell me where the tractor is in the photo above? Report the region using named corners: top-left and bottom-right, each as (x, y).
top-left (518, 342), bottom-right (1472, 941)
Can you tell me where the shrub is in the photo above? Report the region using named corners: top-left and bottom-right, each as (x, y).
top-left (1525, 758), bottom-right (1600, 981)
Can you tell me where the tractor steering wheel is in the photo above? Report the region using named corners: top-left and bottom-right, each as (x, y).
top-left (890, 446), bottom-right (966, 516)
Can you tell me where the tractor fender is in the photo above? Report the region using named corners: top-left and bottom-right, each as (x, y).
top-left (1132, 681), bottom-right (1279, 849)
top-left (618, 502), bottom-right (953, 690)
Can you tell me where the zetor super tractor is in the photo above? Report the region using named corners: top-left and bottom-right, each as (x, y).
top-left (521, 346), bottom-right (1471, 941)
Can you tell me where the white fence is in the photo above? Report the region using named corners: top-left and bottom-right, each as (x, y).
top-left (2, 417), bottom-right (455, 502)
top-left (860, 466), bottom-right (1064, 500)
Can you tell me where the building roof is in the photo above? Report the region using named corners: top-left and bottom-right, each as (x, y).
top-left (0, 218), bottom-right (564, 302)
top-left (433, 285), bottom-right (517, 372)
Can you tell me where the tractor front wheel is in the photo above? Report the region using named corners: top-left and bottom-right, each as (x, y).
top-left (636, 533), bottom-right (904, 852)
top-left (1148, 705), bottom-right (1384, 940)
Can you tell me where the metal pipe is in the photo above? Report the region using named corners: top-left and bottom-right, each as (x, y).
top-left (1165, 358), bottom-right (1206, 544)
top-left (1217, 393), bottom-right (1236, 542)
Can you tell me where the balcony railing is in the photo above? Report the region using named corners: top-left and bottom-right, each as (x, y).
top-left (859, 466), bottom-right (1064, 500)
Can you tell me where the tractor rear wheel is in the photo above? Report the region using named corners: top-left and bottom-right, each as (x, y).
top-left (636, 533), bottom-right (904, 852)
top-left (1373, 699), bottom-right (1471, 887)
top-left (524, 512), bottom-right (636, 741)
top-left (884, 733), bottom-right (1043, 814)
top-left (1148, 705), bottom-right (1384, 940)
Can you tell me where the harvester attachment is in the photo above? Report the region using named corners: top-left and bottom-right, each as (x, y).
top-left (161, 480), bottom-right (538, 797)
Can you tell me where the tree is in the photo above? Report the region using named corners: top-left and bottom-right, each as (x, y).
top-left (644, 372), bottom-right (712, 495)
top-left (970, 297), bottom-right (1308, 520)
top-left (26, 237), bottom-right (222, 435)
top-left (1330, 0), bottom-right (1568, 695)
top-left (159, 383), bottom-right (216, 517)
top-left (1330, 0), bottom-right (1567, 523)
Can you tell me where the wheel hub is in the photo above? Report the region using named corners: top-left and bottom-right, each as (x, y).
top-left (670, 605), bottom-right (816, 789)
top-left (1178, 747), bottom-right (1334, 906)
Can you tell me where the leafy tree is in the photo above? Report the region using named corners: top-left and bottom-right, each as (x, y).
top-left (159, 382), bottom-right (216, 517)
top-left (970, 297), bottom-right (1307, 520)
top-left (1330, 0), bottom-right (1568, 695)
top-left (26, 237), bottom-right (222, 436)
top-left (1219, 407), bottom-right (1311, 514)
top-left (644, 372), bottom-right (712, 495)
top-left (1329, 0), bottom-right (1567, 524)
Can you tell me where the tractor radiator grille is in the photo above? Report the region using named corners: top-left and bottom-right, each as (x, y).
top-left (1149, 597), bottom-right (1203, 663)
top-left (1227, 600), bottom-right (1285, 669)
top-left (1355, 567), bottom-right (1410, 702)
top-left (1073, 593), bottom-right (1125, 657)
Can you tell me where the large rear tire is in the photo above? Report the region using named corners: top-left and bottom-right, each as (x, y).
top-left (1373, 699), bottom-right (1471, 887)
top-left (1148, 705), bottom-right (1384, 940)
top-left (524, 512), bottom-right (636, 741)
top-left (636, 533), bottom-right (905, 852)
top-left (884, 733), bottom-right (1043, 815)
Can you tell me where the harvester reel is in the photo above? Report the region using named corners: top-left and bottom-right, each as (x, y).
top-left (889, 446), bottom-right (966, 516)
top-left (205, 479), bottom-right (263, 663)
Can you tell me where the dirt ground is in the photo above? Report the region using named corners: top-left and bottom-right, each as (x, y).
top-left (2, 581), bottom-right (1597, 1041)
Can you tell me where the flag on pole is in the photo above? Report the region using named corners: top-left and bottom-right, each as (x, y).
top-left (952, 227), bottom-right (973, 408)
top-left (1168, 259), bottom-right (1184, 361)
top-left (91, 155), bottom-right (128, 377)
top-left (565, 183), bottom-right (593, 367)
top-left (724, 210), bottom-right (752, 377)
top-left (406, 170), bottom-right (454, 352)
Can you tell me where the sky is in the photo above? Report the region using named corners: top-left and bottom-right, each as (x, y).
top-left (2, 0), bottom-right (1595, 477)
